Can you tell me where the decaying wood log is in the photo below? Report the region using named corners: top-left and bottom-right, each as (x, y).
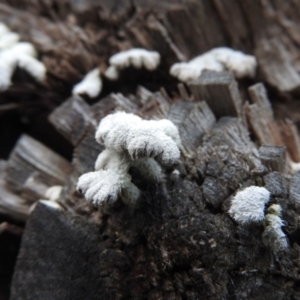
top-left (2, 1), bottom-right (300, 299)
top-left (4, 69), bottom-right (300, 299)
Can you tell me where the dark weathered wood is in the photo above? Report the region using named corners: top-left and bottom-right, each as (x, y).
top-left (259, 145), bottom-right (286, 173)
top-left (4, 135), bottom-right (72, 193)
top-left (246, 83), bottom-right (283, 146)
top-left (4, 1), bottom-right (300, 299)
top-left (10, 203), bottom-right (103, 300)
top-left (188, 70), bottom-right (243, 119)
top-left (0, 185), bottom-right (29, 222)
top-left (49, 96), bottom-right (94, 146)
top-left (256, 39), bottom-right (300, 93)
top-left (168, 100), bottom-right (216, 152)
top-left (279, 119), bottom-right (300, 163)
top-left (91, 93), bottom-right (138, 122)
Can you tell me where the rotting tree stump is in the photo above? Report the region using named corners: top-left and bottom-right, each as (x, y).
top-left (3, 72), bottom-right (300, 299)
top-left (1, 1), bottom-right (300, 299)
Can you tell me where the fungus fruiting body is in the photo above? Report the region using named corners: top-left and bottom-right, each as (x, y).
top-left (170, 47), bottom-right (257, 82)
top-left (228, 186), bottom-right (270, 224)
top-left (0, 23), bottom-right (46, 91)
top-left (72, 68), bottom-right (102, 98)
top-left (262, 204), bottom-right (288, 251)
top-left (105, 48), bottom-right (161, 80)
top-left (77, 112), bottom-right (181, 207)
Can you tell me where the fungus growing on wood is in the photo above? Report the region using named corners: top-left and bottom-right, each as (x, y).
top-left (228, 186), bottom-right (270, 224)
top-left (104, 48), bottom-right (160, 80)
top-left (262, 204), bottom-right (288, 251)
top-left (170, 47), bottom-right (257, 82)
top-left (0, 23), bottom-right (46, 91)
top-left (77, 112), bottom-right (181, 207)
top-left (72, 68), bottom-right (102, 98)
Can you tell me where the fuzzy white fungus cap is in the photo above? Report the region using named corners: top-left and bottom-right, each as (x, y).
top-left (95, 111), bottom-right (181, 165)
top-left (72, 68), bottom-right (102, 98)
top-left (263, 204), bottom-right (288, 251)
top-left (170, 47), bottom-right (257, 82)
top-left (0, 23), bottom-right (46, 91)
top-left (77, 169), bottom-right (140, 206)
top-left (105, 48), bottom-right (160, 80)
top-left (0, 23), bottom-right (10, 37)
top-left (78, 148), bottom-right (141, 207)
top-left (229, 186), bottom-right (270, 224)
top-left (0, 32), bottom-right (20, 50)
top-left (77, 113), bottom-right (181, 207)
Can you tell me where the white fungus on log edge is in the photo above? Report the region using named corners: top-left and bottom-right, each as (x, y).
top-left (77, 111), bottom-right (181, 207)
top-left (0, 22), bottom-right (46, 91)
top-left (170, 47), bottom-right (257, 82)
top-left (228, 186), bottom-right (270, 224)
top-left (262, 204), bottom-right (288, 251)
top-left (104, 48), bottom-right (160, 80)
top-left (72, 68), bottom-right (102, 98)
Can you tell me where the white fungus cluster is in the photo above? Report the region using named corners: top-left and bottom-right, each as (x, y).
top-left (104, 48), bottom-right (161, 80)
top-left (229, 186), bottom-right (270, 224)
top-left (77, 111), bottom-right (181, 207)
top-left (0, 23), bottom-right (46, 91)
top-left (263, 204), bottom-right (288, 251)
top-left (170, 47), bottom-right (257, 82)
top-left (229, 186), bottom-right (288, 252)
top-left (72, 68), bottom-right (102, 98)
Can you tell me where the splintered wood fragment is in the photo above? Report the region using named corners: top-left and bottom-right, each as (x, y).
top-left (0, 222), bottom-right (23, 236)
top-left (49, 96), bottom-right (94, 146)
top-left (195, 117), bottom-right (256, 208)
top-left (188, 70), bottom-right (243, 119)
top-left (21, 173), bottom-right (49, 203)
top-left (136, 85), bottom-right (153, 105)
top-left (259, 145), bottom-right (286, 172)
top-left (248, 83), bottom-right (273, 119)
top-left (0, 185), bottom-right (29, 222)
top-left (279, 119), bottom-right (300, 162)
top-left (91, 93), bottom-right (138, 122)
top-left (246, 83), bottom-right (283, 146)
top-left (207, 117), bottom-right (256, 152)
top-left (4, 135), bottom-right (72, 193)
top-left (139, 92), bottom-right (171, 119)
top-left (264, 172), bottom-right (288, 198)
top-left (73, 124), bottom-right (104, 175)
top-left (256, 39), bottom-right (300, 93)
top-left (168, 100), bottom-right (216, 152)
top-left (290, 172), bottom-right (300, 210)
top-left (177, 83), bottom-right (190, 101)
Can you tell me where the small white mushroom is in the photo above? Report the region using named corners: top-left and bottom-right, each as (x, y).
top-left (77, 112), bottom-right (182, 207)
top-left (72, 68), bottom-right (102, 98)
top-left (0, 24), bottom-right (46, 91)
top-left (95, 112), bottom-right (181, 165)
top-left (104, 48), bottom-right (160, 80)
top-left (0, 32), bottom-right (20, 50)
top-left (228, 186), bottom-right (270, 224)
top-left (170, 47), bottom-right (257, 82)
top-left (0, 23), bottom-right (10, 37)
